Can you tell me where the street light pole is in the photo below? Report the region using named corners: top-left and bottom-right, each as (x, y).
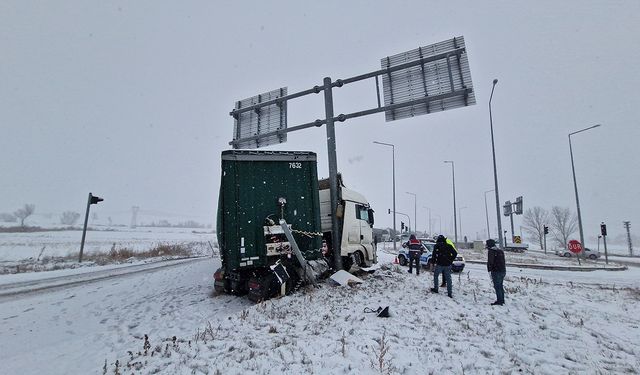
top-left (484, 189), bottom-right (494, 239)
top-left (435, 214), bottom-right (442, 234)
top-left (444, 160), bottom-right (457, 243)
top-left (373, 141), bottom-right (396, 250)
top-left (489, 79), bottom-right (503, 248)
top-left (406, 192), bottom-right (417, 234)
top-left (459, 206), bottom-right (467, 242)
top-left (568, 124), bottom-right (601, 251)
top-left (423, 206), bottom-right (432, 236)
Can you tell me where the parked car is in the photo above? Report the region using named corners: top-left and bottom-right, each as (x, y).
top-left (397, 241), bottom-right (433, 267)
top-left (452, 255), bottom-right (466, 272)
top-left (555, 247), bottom-right (601, 259)
top-left (399, 242), bottom-right (465, 271)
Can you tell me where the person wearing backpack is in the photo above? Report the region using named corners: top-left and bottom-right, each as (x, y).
top-left (430, 235), bottom-right (457, 298)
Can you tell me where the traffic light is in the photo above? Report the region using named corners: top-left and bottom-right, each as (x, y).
top-left (543, 225), bottom-right (549, 235)
top-left (401, 222), bottom-right (405, 231)
top-left (388, 208), bottom-right (391, 214)
top-left (90, 193), bottom-right (103, 205)
top-left (600, 222), bottom-right (607, 236)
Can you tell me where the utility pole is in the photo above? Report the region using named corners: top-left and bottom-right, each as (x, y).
top-left (130, 206), bottom-right (139, 229)
top-left (624, 221), bottom-right (633, 256)
top-left (406, 192), bottom-right (417, 235)
top-left (444, 160), bottom-right (457, 243)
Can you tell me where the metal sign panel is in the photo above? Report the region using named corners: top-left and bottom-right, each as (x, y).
top-left (232, 87), bottom-right (287, 149)
top-left (380, 36), bottom-right (475, 122)
top-left (514, 196), bottom-right (523, 215)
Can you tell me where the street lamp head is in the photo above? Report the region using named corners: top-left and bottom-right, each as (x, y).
top-left (493, 79), bottom-right (498, 85)
top-left (373, 141), bottom-right (394, 147)
top-left (569, 124), bottom-right (602, 137)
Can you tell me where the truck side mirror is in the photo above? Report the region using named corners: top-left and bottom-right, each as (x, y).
top-left (368, 208), bottom-right (375, 227)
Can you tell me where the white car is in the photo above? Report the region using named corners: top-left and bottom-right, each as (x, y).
top-left (452, 255), bottom-right (465, 272)
top-left (555, 247), bottom-right (601, 260)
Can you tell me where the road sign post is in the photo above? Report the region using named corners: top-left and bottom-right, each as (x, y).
top-left (543, 225), bottom-right (549, 254)
top-left (601, 222), bottom-right (609, 265)
top-left (79, 192), bottom-right (103, 263)
top-left (568, 239), bottom-right (583, 266)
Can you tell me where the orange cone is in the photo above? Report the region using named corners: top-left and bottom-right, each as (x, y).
top-left (393, 256), bottom-right (399, 264)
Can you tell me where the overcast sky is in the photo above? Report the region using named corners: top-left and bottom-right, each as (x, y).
top-left (1, 1), bottom-right (639, 244)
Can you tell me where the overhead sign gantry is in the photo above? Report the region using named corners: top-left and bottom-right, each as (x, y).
top-left (229, 36), bottom-right (475, 270)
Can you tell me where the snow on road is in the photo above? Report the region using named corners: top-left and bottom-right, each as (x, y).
top-left (2, 253), bottom-right (640, 374)
top-left (0, 258), bottom-right (246, 375)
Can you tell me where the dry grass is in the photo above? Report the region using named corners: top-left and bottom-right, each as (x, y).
top-left (82, 243), bottom-right (194, 265)
top-left (1, 242), bottom-right (201, 275)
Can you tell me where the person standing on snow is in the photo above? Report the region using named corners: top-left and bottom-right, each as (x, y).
top-left (403, 234), bottom-right (424, 275)
top-left (486, 238), bottom-right (506, 306)
top-left (438, 237), bottom-right (458, 288)
top-left (430, 235), bottom-right (457, 298)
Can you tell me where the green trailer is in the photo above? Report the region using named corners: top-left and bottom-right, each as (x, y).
top-left (214, 150), bottom-right (325, 299)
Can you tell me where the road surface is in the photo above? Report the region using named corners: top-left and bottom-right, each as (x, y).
top-left (0, 257), bottom-right (250, 375)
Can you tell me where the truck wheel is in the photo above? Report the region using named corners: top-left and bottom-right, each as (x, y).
top-left (589, 254), bottom-right (597, 260)
top-left (353, 251), bottom-right (365, 267)
top-left (398, 255), bottom-right (407, 266)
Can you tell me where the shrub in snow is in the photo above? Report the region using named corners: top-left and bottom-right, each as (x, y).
top-left (60, 211), bottom-right (81, 225)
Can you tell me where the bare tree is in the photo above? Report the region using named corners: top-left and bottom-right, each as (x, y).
top-left (550, 206), bottom-right (577, 248)
top-left (60, 211), bottom-right (81, 226)
top-left (522, 206), bottom-right (549, 249)
top-left (14, 204), bottom-right (35, 227)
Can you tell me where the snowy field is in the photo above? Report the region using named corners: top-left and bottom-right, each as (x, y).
top-left (0, 227), bottom-right (216, 261)
top-left (1, 250), bottom-right (639, 375)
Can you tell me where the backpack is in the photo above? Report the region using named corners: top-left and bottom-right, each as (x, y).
top-left (447, 245), bottom-right (458, 263)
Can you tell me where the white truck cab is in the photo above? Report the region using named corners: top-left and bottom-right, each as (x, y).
top-left (318, 179), bottom-right (376, 269)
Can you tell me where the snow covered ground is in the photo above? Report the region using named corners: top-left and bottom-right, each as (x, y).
top-left (0, 227), bottom-right (216, 261)
top-left (2, 250), bottom-right (639, 374)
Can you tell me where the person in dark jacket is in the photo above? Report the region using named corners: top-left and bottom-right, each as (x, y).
top-left (486, 239), bottom-right (506, 305)
top-left (430, 235), bottom-right (457, 297)
top-left (438, 237), bottom-right (458, 288)
top-left (403, 234), bottom-right (424, 275)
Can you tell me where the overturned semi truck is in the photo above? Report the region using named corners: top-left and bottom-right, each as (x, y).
top-left (214, 150), bottom-right (376, 301)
